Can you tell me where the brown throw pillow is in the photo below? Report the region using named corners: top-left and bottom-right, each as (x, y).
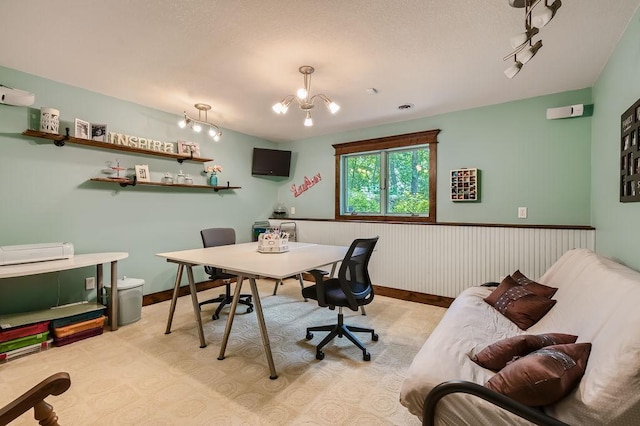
top-left (484, 276), bottom-right (557, 330)
top-left (471, 333), bottom-right (579, 371)
top-left (485, 342), bottom-right (592, 407)
top-left (511, 270), bottom-right (558, 298)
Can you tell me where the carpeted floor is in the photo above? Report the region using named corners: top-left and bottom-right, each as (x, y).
top-left (0, 278), bottom-right (446, 425)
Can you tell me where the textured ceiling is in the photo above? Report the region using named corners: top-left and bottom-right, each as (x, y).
top-left (1, 0), bottom-right (639, 142)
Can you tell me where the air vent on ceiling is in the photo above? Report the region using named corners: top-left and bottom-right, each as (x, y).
top-left (398, 103), bottom-right (414, 110)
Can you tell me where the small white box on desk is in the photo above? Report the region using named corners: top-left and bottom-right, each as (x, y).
top-left (257, 234), bottom-right (289, 253)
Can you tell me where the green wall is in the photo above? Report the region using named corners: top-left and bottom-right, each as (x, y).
top-left (591, 8), bottom-right (640, 268)
top-left (279, 89), bottom-right (593, 226)
top-left (0, 66), bottom-right (279, 314)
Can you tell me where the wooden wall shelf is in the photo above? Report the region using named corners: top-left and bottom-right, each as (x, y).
top-left (90, 177), bottom-right (240, 192)
top-left (22, 129), bottom-right (213, 163)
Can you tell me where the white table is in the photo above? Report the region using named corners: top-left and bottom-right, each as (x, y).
top-left (157, 241), bottom-right (348, 379)
top-left (0, 253), bottom-right (129, 330)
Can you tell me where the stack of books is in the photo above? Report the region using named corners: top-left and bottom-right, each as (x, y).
top-left (0, 321), bottom-right (52, 363)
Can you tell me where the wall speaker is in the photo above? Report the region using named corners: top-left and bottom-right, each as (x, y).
top-left (0, 84), bottom-right (35, 107)
top-left (546, 104), bottom-right (585, 120)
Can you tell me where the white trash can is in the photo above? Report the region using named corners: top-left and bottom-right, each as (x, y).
top-left (104, 277), bottom-right (144, 326)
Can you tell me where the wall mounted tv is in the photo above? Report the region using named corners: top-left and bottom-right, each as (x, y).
top-left (251, 147), bottom-right (292, 177)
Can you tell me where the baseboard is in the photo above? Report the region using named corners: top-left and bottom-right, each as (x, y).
top-left (143, 275), bottom-right (454, 310)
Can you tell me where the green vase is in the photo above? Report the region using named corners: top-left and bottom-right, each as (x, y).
top-left (209, 174), bottom-right (218, 186)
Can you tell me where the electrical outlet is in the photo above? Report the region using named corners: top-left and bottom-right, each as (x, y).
top-left (290, 206), bottom-right (296, 215)
top-left (85, 276), bottom-right (96, 290)
top-left (518, 207), bottom-right (528, 219)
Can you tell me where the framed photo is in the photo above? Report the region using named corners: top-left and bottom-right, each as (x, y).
top-left (91, 123), bottom-right (107, 142)
top-left (177, 141), bottom-right (201, 157)
top-left (135, 164), bottom-right (151, 182)
top-left (75, 118), bottom-right (90, 139)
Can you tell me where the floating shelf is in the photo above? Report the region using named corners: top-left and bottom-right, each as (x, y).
top-left (22, 129), bottom-right (213, 163)
top-left (90, 177), bottom-right (240, 192)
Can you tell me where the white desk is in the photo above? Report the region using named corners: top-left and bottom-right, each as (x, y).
top-left (0, 253), bottom-right (129, 330)
top-left (157, 241), bottom-right (348, 379)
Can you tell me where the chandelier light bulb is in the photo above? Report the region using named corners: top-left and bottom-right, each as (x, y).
top-left (272, 102), bottom-right (283, 114)
top-left (297, 88), bottom-right (308, 100)
top-left (518, 40), bottom-right (542, 64)
top-left (192, 123), bottom-right (202, 132)
top-left (208, 127), bottom-right (216, 137)
top-left (509, 27), bottom-right (539, 49)
top-left (532, 0), bottom-right (561, 28)
top-left (213, 133), bottom-right (221, 142)
top-left (328, 101), bottom-right (340, 114)
top-left (504, 61), bottom-right (523, 79)
top-left (304, 111), bottom-right (313, 127)
top-left (178, 118), bottom-right (187, 128)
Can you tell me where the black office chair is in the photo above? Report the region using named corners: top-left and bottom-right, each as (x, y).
top-left (302, 236), bottom-right (379, 361)
top-left (198, 228), bottom-right (253, 320)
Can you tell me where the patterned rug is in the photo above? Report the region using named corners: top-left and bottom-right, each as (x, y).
top-left (0, 278), bottom-right (446, 425)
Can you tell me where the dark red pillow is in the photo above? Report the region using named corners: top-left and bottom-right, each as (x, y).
top-left (484, 276), bottom-right (557, 330)
top-left (511, 270), bottom-right (558, 298)
top-left (471, 333), bottom-right (579, 371)
top-left (485, 343), bottom-right (591, 407)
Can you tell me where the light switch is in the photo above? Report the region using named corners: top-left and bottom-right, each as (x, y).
top-left (518, 207), bottom-right (528, 219)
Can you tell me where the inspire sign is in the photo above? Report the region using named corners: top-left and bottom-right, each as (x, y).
top-left (107, 132), bottom-right (175, 153)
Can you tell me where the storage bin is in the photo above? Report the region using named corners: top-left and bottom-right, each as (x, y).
top-left (0, 331), bottom-right (49, 354)
top-left (104, 277), bottom-right (144, 326)
top-left (53, 316), bottom-right (105, 338)
top-left (0, 321), bottom-right (49, 344)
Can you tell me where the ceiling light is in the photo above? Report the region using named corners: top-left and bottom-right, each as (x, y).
top-left (532, 0), bottom-right (561, 28)
top-left (272, 65), bottom-right (340, 127)
top-left (178, 103), bottom-right (222, 141)
top-left (504, 61), bottom-right (523, 79)
top-left (503, 0), bottom-right (561, 78)
top-left (518, 40), bottom-right (543, 64)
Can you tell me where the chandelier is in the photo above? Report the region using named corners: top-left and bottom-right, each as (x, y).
top-left (503, 0), bottom-right (562, 78)
top-left (272, 66), bottom-right (340, 127)
top-left (178, 103), bottom-right (222, 141)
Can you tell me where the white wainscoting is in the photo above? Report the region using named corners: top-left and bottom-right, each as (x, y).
top-left (279, 220), bottom-right (595, 298)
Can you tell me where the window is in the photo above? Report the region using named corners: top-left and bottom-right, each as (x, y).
top-left (334, 130), bottom-right (439, 223)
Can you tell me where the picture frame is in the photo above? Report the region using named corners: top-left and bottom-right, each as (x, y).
top-left (177, 140), bottom-right (201, 157)
top-left (90, 123), bottom-right (107, 142)
top-left (135, 164), bottom-right (151, 182)
top-left (75, 118), bottom-right (90, 139)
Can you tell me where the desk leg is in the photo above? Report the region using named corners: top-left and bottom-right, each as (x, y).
top-left (110, 261), bottom-right (118, 331)
top-left (249, 277), bottom-right (278, 380)
top-left (218, 276), bottom-right (244, 360)
top-left (186, 265), bottom-right (206, 348)
top-left (164, 263), bottom-right (184, 335)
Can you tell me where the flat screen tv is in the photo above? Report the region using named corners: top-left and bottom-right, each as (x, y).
top-left (251, 147), bottom-right (292, 177)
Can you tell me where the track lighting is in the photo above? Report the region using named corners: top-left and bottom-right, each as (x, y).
top-left (272, 65), bottom-right (340, 127)
top-left (178, 103), bottom-right (222, 141)
top-left (504, 0), bottom-right (561, 78)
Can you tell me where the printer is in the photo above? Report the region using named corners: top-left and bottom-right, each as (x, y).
top-left (0, 242), bottom-right (74, 266)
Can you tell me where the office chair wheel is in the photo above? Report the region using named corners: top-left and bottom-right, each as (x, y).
top-left (363, 351), bottom-right (371, 361)
top-left (246, 307), bottom-right (253, 314)
top-left (372, 333), bottom-right (379, 341)
top-left (306, 331), bottom-right (313, 340)
top-left (316, 350), bottom-right (325, 360)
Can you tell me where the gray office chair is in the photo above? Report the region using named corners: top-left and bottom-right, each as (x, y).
top-left (198, 228), bottom-right (253, 320)
top-left (302, 236), bottom-right (379, 361)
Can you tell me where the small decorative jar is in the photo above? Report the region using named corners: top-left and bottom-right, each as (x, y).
top-left (161, 172), bottom-right (173, 184)
top-left (209, 173), bottom-right (218, 186)
top-left (176, 170), bottom-right (185, 184)
top-left (184, 174), bottom-right (193, 185)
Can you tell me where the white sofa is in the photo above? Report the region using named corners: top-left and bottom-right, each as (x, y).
top-left (400, 248), bottom-right (640, 425)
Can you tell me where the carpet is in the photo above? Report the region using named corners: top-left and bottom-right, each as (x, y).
top-left (0, 278), bottom-right (446, 425)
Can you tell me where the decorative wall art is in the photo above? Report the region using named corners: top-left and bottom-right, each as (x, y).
top-left (74, 118), bottom-right (90, 139)
top-left (134, 164), bottom-right (150, 182)
top-left (177, 141), bottom-right (201, 157)
top-left (90, 123), bottom-right (107, 142)
top-left (450, 168), bottom-right (479, 202)
top-left (620, 97), bottom-right (640, 202)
